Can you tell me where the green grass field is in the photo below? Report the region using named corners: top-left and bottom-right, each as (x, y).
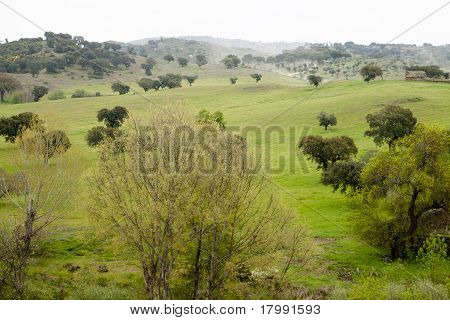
top-left (1, 73), bottom-right (449, 299)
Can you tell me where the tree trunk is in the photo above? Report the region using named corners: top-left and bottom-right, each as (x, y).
top-left (192, 229), bottom-right (203, 299)
top-left (208, 227), bottom-right (218, 300)
top-left (0, 90), bottom-right (4, 102)
top-left (407, 189), bottom-right (420, 247)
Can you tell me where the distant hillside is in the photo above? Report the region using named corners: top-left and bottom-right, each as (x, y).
top-left (129, 37), bottom-right (266, 61)
top-left (178, 36), bottom-right (304, 55)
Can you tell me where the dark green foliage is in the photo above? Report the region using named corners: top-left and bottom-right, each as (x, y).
top-left (158, 74), bottom-right (183, 89)
top-left (307, 74), bottom-right (322, 87)
top-left (321, 160), bottom-right (364, 195)
top-left (360, 64), bottom-right (383, 82)
top-left (195, 54), bottom-right (208, 67)
top-left (137, 78), bottom-right (154, 92)
top-left (86, 126), bottom-right (121, 147)
top-left (163, 54), bottom-right (174, 62)
top-left (184, 75), bottom-right (198, 87)
top-left (365, 105), bottom-right (417, 149)
top-left (111, 82), bottom-right (130, 95)
top-left (250, 73), bottom-right (262, 83)
top-left (0, 73), bottom-right (21, 102)
top-left (222, 55), bottom-right (241, 69)
top-left (298, 135), bottom-right (358, 170)
top-left (196, 109), bottom-right (226, 129)
top-left (97, 106), bottom-right (129, 128)
top-left (32, 85), bottom-right (48, 102)
top-left (0, 112), bottom-right (40, 143)
top-left (230, 77), bottom-right (238, 84)
top-left (317, 111), bottom-right (337, 130)
top-left (267, 44), bottom-right (351, 64)
top-left (0, 32), bottom-right (135, 76)
top-left (43, 130), bottom-right (72, 158)
top-left (358, 125), bottom-right (449, 259)
top-left (177, 57), bottom-right (188, 67)
top-left (141, 57), bottom-right (157, 75)
top-left (45, 61), bottom-right (60, 74)
top-left (406, 65), bottom-right (445, 78)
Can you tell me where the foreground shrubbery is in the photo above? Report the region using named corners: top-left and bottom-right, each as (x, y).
top-left (89, 107), bottom-right (313, 299)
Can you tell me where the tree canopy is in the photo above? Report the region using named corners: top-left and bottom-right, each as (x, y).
top-left (0, 73), bottom-right (21, 102)
top-left (365, 105), bottom-right (417, 149)
top-left (97, 106), bottom-right (129, 128)
top-left (317, 111), bottom-right (337, 130)
top-left (222, 55), bottom-right (241, 69)
top-left (360, 64), bottom-right (383, 82)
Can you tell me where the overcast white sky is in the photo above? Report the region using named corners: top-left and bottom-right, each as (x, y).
top-left (1, 0), bottom-right (449, 45)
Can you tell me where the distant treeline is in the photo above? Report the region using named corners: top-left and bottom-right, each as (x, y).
top-left (0, 32), bottom-right (135, 77)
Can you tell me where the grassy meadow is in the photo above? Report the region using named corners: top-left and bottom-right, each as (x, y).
top-left (0, 71), bottom-right (449, 299)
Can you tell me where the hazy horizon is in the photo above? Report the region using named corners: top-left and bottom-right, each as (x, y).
top-left (1, 0), bottom-right (449, 45)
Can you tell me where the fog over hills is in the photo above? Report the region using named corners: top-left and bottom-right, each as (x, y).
top-left (129, 36), bottom-right (304, 55)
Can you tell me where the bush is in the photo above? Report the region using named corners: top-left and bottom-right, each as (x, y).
top-left (48, 90), bottom-right (66, 100)
top-left (9, 92), bottom-right (23, 104)
top-left (71, 89), bottom-right (89, 98)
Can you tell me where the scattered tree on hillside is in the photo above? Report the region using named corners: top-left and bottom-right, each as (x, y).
top-left (321, 160), bottom-right (364, 195)
top-left (97, 106), bottom-right (129, 128)
top-left (0, 73), bottom-right (21, 102)
top-left (307, 74), bottom-right (322, 88)
top-left (138, 78), bottom-right (154, 92)
top-left (141, 57), bottom-right (157, 75)
top-left (177, 57), bottom-right (189, 67)
top-left (184, 75), bottom-right (198, 87)
top-left (195, 54), bottom-right (208, 67)
top-left (32, 85), bottom-right (48, 102)
top-left (360, 64), bottom-right (383, 82)
top-left (164, 54), bottom-right (175, 63)
top-left (317, 111), bottom-right (337, 130)
top-left (222, 55), bottom-right (241, 69)
top-left (250, 73), bottom-right (262, 83)
top-left (158, 73), bottom-right (183, 89)
top-left (111, 82), bottom-right (130, 95)
top-left (230, 77), bottom-right (238, 84)
top-left (365, 105), bottom-right (417, 149)
top-left (298, 135), bottom-right (358, 170)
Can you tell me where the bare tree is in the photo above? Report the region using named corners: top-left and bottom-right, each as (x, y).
top-left (89, 107), bottom-right (310, 299)
top-left (0, 123), bottom-right (80, 299)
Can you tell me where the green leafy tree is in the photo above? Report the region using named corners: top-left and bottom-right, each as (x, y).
top-left (358, 125), bottom-right (450, 259)
top-left (97, 106), bottom-right (129, 128)
top-left (137, 78), bottom-right (154, 92)
top-left (164, 54), bottom-right (174, 63)
top-left (86, 126), bottom-right (121, 147)
top-left (141, 57), bottom-right (157, 75)
top-left (307, 74), bottom-right (322, 88)
top-left (45, 61), bottom-right (59, 74)
top-left (0, 73), bottom-right (21, 102)
top-left (158, 74), bottom-right (183, 89)
top-left (195, 54), bottom-right (208, 67)
top-left (111, 82), bottom-right (130, 95)
top-left (317, 111), bottom-right (337, 130)
top-left (321, 160), bottom-right (364, 195)
top-left (360, 64), bottom-right (383, 82)
top-left (184, 75), bottom-right (198, 87)
top-left (365, 105), bottom-right (417, 149)
top-left (250, 73), bottom-right (262, 83)
top-left (0, 112), bottom-right (40, 143)
top-left (177, 57), bottom-right (189, 67)
top-left (196, 109), bottom-right (226, 129)
top-left (298, 135), bottom-right (358, 170)
top-left (222, 55), bottom-right (241, 69)
top-left (32, 86), bottom-right (48, 102)
top-left (230, 77), bottom-right (238, 84)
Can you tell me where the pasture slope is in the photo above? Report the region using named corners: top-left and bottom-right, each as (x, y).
top-left (0, 76), bottom-right (449, 299)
